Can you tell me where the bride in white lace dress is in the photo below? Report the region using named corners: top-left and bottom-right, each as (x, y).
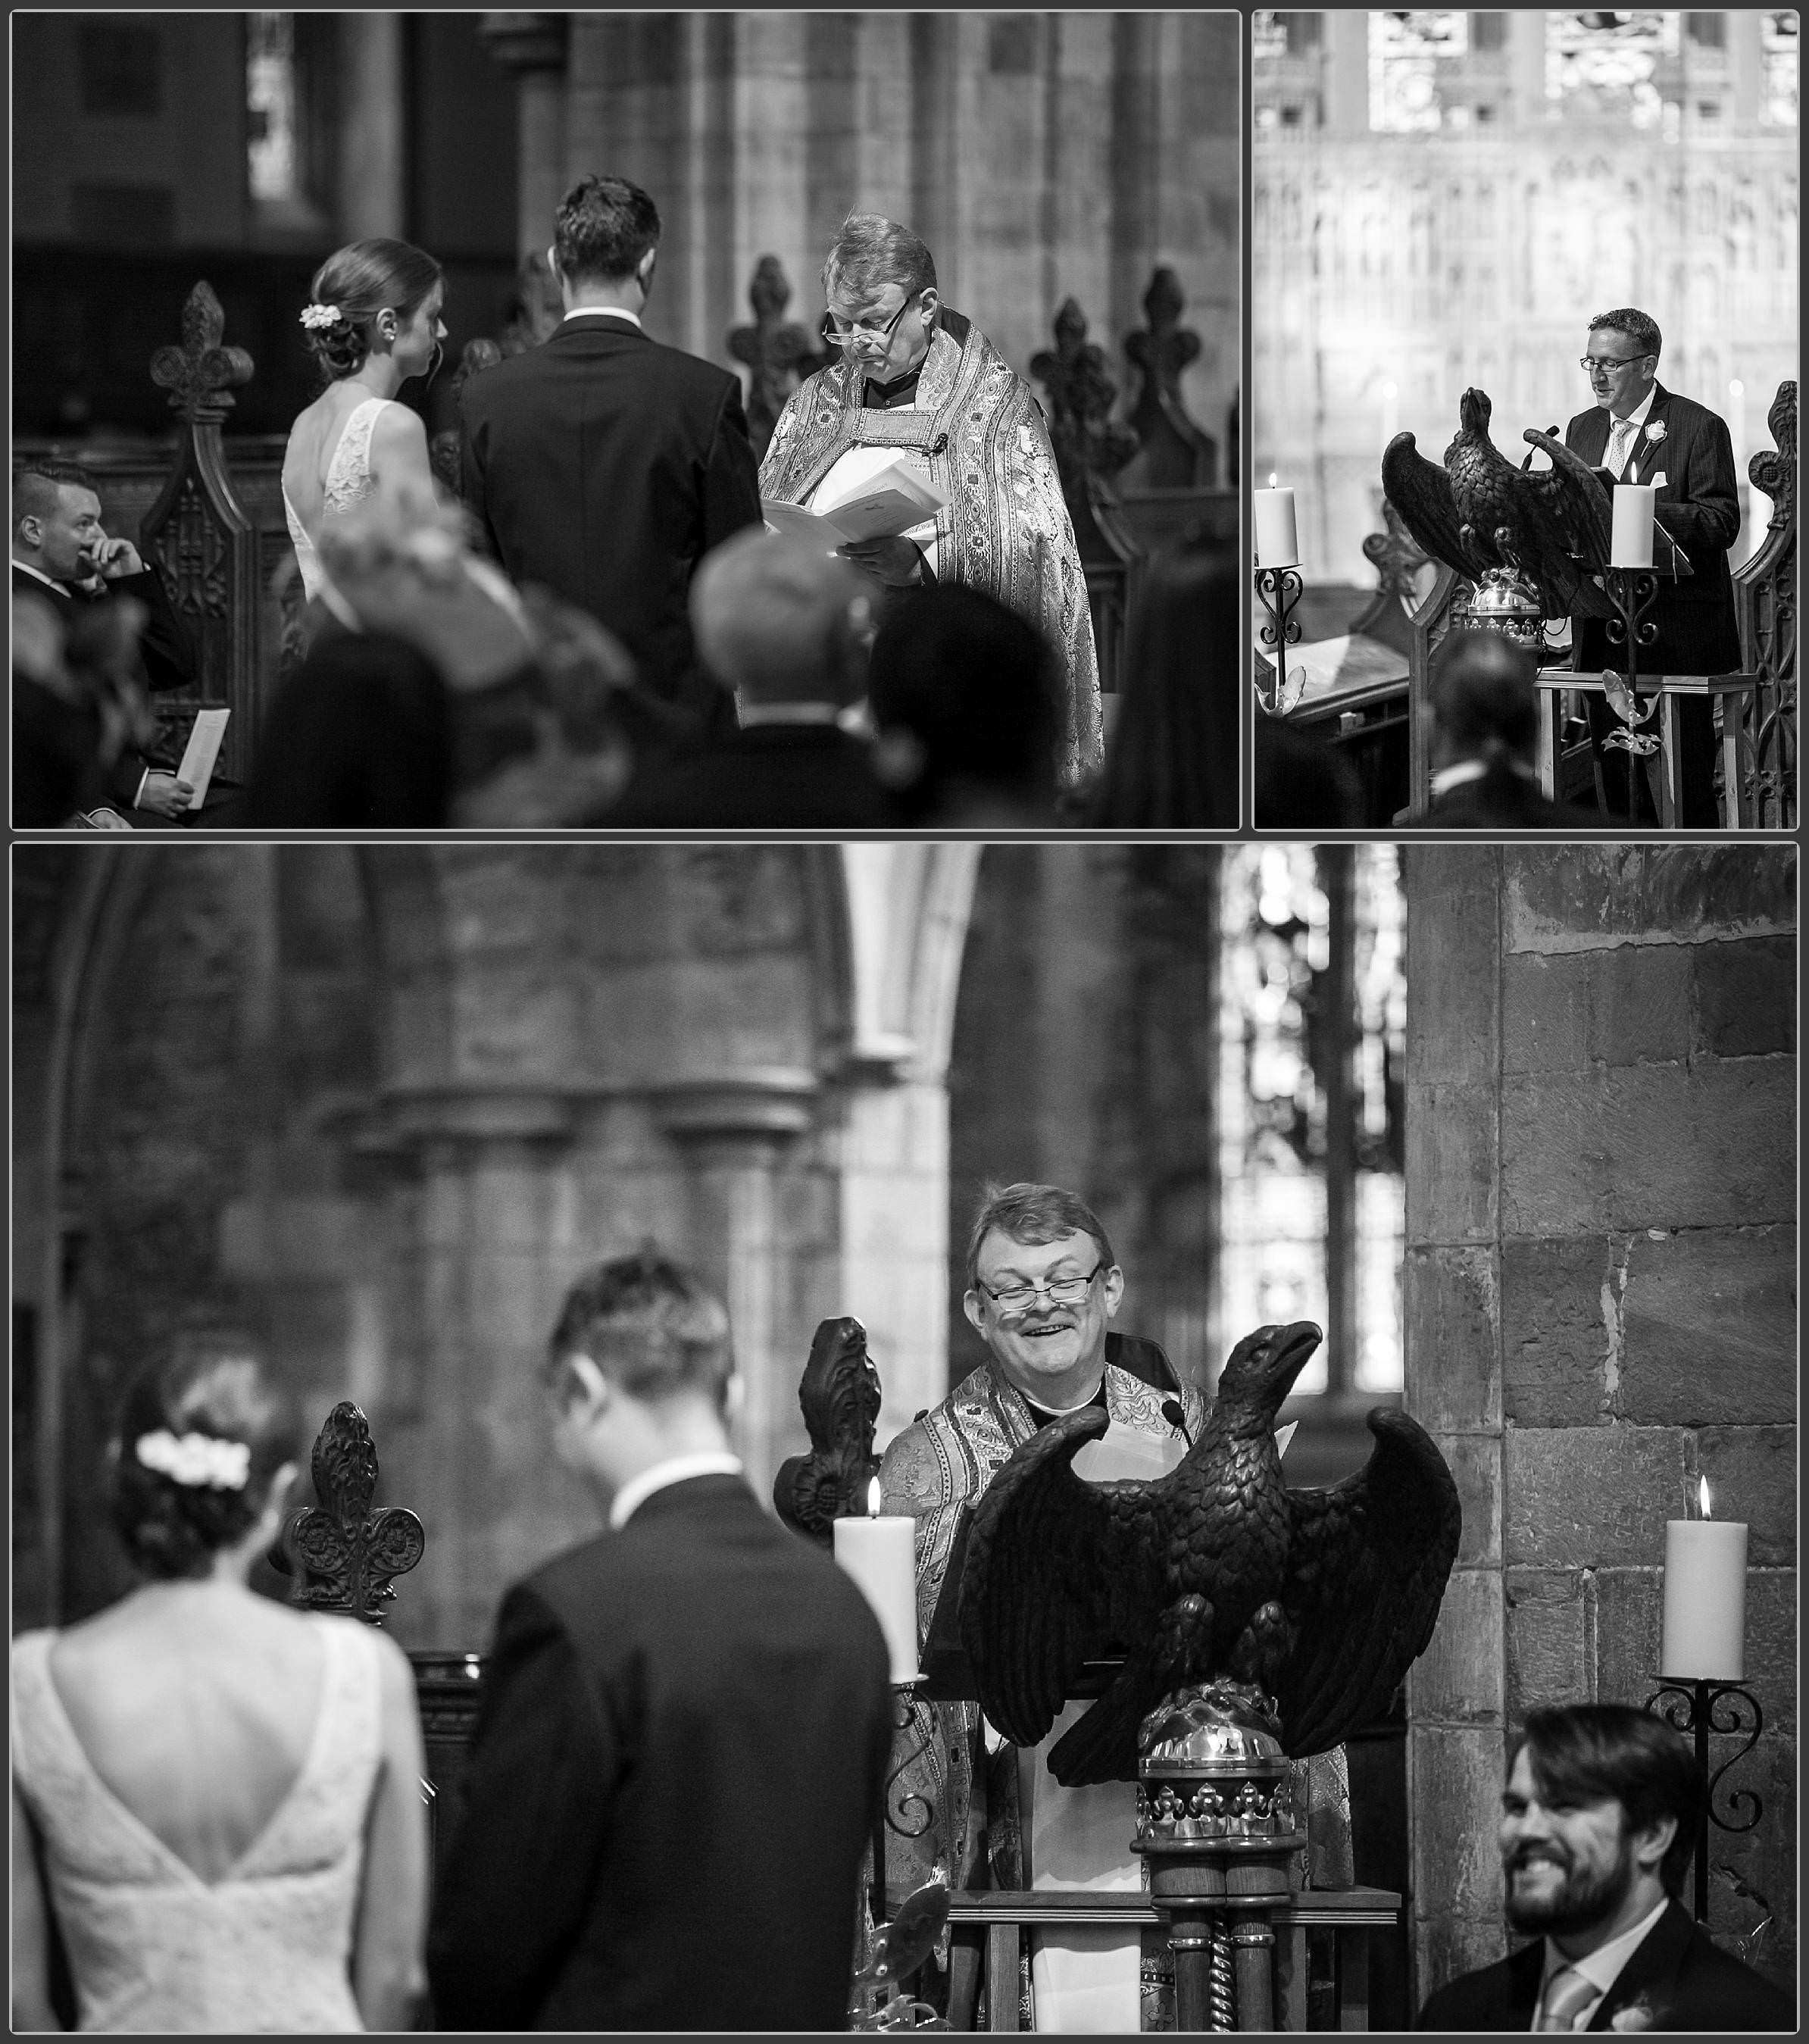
top-left (283, 239), bottom-right (447, 605)
top-left (11, 1339), bottom-right (427, 2033)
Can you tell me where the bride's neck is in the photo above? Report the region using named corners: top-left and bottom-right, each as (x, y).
top-left (348, 353), bottom-right (405, 401)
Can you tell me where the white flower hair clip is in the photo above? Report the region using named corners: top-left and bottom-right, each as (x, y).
top-left (1644, 420), bottom-right (1667, 443)
top-left (135, 1429), bottom-right (252, 1491)
top-left (300, 303), bottom-right (342, 332)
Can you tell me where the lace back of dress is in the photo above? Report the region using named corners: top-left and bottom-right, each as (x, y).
top-left (322, 397), bottom-right (389, 517)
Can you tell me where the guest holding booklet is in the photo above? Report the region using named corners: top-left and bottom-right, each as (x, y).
top-left (761, 213), bottom-right (1104, 790)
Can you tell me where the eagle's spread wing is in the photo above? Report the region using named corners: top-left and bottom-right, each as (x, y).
top-left (1382, 433), bottom-right (1492, 582)
top-left (960, 1406), bottom-right (1167, 1752)
top-left (1272, 1409), bottom-right (1461, 1757)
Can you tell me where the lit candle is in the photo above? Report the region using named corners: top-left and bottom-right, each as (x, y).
top-left (1610, 483), bottom-right (1656, 569)
top-left (833, 1477), bottom-right (920, 1683)
top-left (1661, 1477), bottom-right (1748, 1681)
top-left (1254, 486), bottom-right (1300, 570)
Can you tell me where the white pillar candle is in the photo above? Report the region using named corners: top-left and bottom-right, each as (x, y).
top-left (834, 1507), bottom-right (920, 1683)
top-left (1661, 1505), bottom-right (1748, 1682)
top-left (1254, 487), bottom-right (1300, 570)
top-left (1611, 483), bottom-right (1656, 568)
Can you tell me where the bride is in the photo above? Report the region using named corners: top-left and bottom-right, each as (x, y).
top-left (282, 239), bottom-right (447, 605)
top-left (11, 1338), bottom-right (428, 2032)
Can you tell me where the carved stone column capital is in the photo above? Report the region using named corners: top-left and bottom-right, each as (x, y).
top-left (652, 1070), bottom-right (819, 1157)
top-left (380, 1086), bottom-right (579, 1157)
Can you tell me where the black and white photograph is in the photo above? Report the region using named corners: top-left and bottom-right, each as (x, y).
top-left (1251, 9), bottom-right (1798, 833)
top-left (12, 11), bottom-right (1242, 833)
top-left (8, 11), bottom-right (1800, 2043)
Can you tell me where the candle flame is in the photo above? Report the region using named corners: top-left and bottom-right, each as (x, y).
top-left (1699, 1476), bottom-right (1712, 1520)
top-left (1729, 379), bottom-right (1744, 398)
top-left (1267, 471), bottom-right (1278, 489)
top-left (867, 1475), bottom-right (883, 1517)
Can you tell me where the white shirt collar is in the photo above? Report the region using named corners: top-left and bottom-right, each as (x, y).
top-left (563, 306), bottom-right (642, 329)
top-left (736, 701), bottom-right (845, 727)
top-left (1429, 756), bottom-right (1539, 795)
top-left (12, 558), bottom-right (70, 595)
top-left (1611, 384), bottom-right (1658, 435)
top-left (608, 1452), bottom-right (744, 1530)
top-left (1540, 1896), bottom-right (1670, 2028)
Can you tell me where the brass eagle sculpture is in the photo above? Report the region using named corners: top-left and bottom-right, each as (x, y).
top-left (1381, 386), bottom-right (1689, 620)
top-left (958, 1320), bottom-right (1461, 1786)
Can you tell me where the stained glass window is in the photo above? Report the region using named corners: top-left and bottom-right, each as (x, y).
top-left (1762, 10), bottom-right (1799, 128)
top-left (1216, 846), bottom-right (1405, 1401)
top-left (247, 13), bottom-right (298, 205)
top-left (1545, 11), bottom-right (1675, 128)
top-left (1370, 11), bottom-right (1469, 133)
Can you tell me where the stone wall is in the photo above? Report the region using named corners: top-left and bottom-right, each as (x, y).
top-left (1404, 845), bottom-right (1796, 2004)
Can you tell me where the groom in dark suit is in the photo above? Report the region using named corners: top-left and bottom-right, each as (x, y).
top-left (1418, 1703), bottom-right (1792, 2031)
top-left (426, 1249), bottom-right (892, 2033)
top-left (1563, 309), bottom-right (1742, 827)
top-left (459, 175), bottom-right (763, 721)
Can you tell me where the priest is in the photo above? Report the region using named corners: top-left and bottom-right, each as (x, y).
top-left (760, 215), bottom-right (1104, 790)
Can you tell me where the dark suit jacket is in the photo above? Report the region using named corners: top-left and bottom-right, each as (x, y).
top-left (13, 563), bottom-right (198, 814)
top-left (1564, 384), bottom-right (1743, 677)
top-left (426, 1475), bottom-right (893, 2033)
top-left (600, 719), bottom-right (906, 829)
top-left (1418, 1900), bottom-right (1795, 2031)
top-left (459, 315), bottom-right (764, 704)
top-left (1419, 761), bottom-right (1602, 830)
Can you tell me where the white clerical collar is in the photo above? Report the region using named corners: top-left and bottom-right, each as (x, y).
top-left (13, 558), bottom-right (70, 595)
top-left (1429, 757), bottom-right (1539, 796)
top-left (736, 701), bottom-right (844, 727)
top-left (608, 1452), bottom-right (744, 1530)
top-left (1542, 1896), bottom-right (1669, 2025)
top-left (564, 306), bottom-right (642, 328)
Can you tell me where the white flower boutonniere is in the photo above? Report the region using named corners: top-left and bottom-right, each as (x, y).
top-left (1644, 420), bottom-right (1667, 445)
top-left (1608, 1993), bottom-right (1657, 2031)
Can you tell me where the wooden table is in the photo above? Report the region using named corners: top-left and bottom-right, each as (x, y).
top-left (943, 1885), bottom-right (1401, 2033)
top-left (1534, 669), bottom-right (1763, 829)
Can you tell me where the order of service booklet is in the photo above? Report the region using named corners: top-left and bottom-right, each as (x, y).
top-left (173, 706), bottom-right (230, 810)
top-left (761, 452), bottom-right (949, 549)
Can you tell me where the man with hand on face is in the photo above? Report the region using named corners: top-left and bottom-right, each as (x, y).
top-left (1419, 1702), bottom-right (1793, 2031)
top-left (426, 1250), bottom-right (892, 2033)
top-left (458, 174), bottom-right (764, 725)
top-left (761, 217), bottom-right (1104, 791)
top-left (1562, 309), bottom-right (1742, 827)
top-left (11, 460), bottom-right (212, 824)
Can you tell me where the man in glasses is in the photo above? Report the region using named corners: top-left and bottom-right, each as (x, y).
top-left (761, 216), bottom-right (1104, 792)
top-left (1561, 307), bottom-right (1742, 827)
top-left (876, 1181), bottom-right (1209, 2027)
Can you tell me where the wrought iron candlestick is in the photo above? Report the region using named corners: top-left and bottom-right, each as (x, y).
top-left (1254, 566), bottom-right (1305, 717)
top-left (1601, 565), bottom-right (1664, 757)
top-left (1643, 1680), bottom-right (1764, 1924)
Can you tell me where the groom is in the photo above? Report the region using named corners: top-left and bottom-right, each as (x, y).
top-left (459, 175), bottom-right (763, 716)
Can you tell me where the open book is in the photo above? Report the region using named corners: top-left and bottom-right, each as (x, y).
top-left (173, 707), bottom-right (230, 810)
top-left (761, 452), bottom-right (949, 549)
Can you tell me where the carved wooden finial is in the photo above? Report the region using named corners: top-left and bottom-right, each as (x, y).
top-left (148, 281), bottom-right (254, 425)
top-left (1029, 298), bottom-right (1140, 567)
top-left (1123, 267), bottom-right (1216, 489)
top-left (277, 1401), bottom-right (424, 1625)
top-left (1749, 380), bottom-right (1797, 533)
top-left (728, 255), bottom-right (827, 464)
top-left (1364, 498), bottom-right (1434, 604)
top-left (773, 1317), bottom-right (883, 1546)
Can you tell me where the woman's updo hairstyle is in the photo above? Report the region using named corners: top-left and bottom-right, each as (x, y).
top-left (302, 238), bottom-right (442, 383)
top-left (109, 1333), bottom-right (301, 1580)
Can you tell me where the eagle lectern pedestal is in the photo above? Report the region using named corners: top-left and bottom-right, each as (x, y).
top-left (1132, 1682), bottom-right (1307, 2033)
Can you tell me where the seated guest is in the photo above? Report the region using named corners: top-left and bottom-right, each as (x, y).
top-left (426, 1250), bottom-right (892, 2031)
top-left (1412, 629), bottom-right (1600, 828)
top-left (601, 528), bottom-right (902, 827)
top-left (11, 459), bottom-right (229, 826)
top-left (1253, 714), bottom-right (1363, 828)
top-left (1420, 1703), bottom-right (1794, 2031)
top-left (867, 584), bottom-right (1061, 827)
top-left (1089, 522), bottom-right (1239, 827)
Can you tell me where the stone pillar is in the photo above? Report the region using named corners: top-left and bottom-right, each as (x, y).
top-left (731, 14), bottom-right (811, 341)
top-left (1403, 845), bottom-right (1798, 2005)
top-left (477, 13), bottom-right (570, 261)
top-left (1728, 11), bottom-right (1764, 128)
top-left (1323, 11), bottom-right (1370, 137)
top-left (383, 1089), bottom-right (589, 1651)
top-left (656, 1076), bottom-right (817, 1500)
top-left (338, 14), bottom-right (406, 241)
top-left (1505, 11), bottom-right (1547, 130)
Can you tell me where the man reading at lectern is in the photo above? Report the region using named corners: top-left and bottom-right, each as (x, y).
top-left (880, 1184), bottom-right (1348, 2031)
top-left (1562, 308), bottom-right (1741, 828)
top-left (760, 217), bottom-right (1104, 790)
